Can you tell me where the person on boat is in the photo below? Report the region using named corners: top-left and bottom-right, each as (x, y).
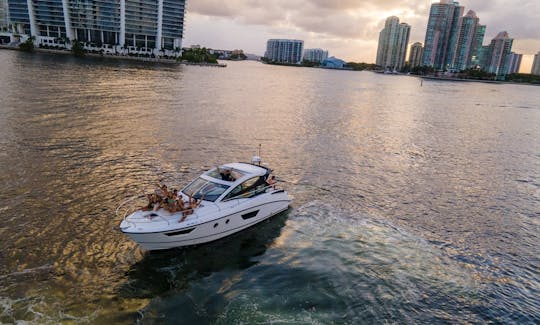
top-left (176, 195), bottom-right (186, 213)
top-left (166, 189), bottom-right (179, 212)
top-left (218, 166), bottom-right (235, 182)
top-left (142, 193), bottom-right (155, 211)
top-left (266, 175), bottom-right (277, 189)
top-left (156, 184), bottom-right (169, 198)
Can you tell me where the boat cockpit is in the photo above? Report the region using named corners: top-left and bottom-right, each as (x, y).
top-left (181, 163), bottom-right (272, 203)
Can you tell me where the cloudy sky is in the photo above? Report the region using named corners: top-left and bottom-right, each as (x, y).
top-left (183, 0), bottom-right (539, 72)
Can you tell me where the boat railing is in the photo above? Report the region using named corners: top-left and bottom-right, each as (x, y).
top-left (154, 214), bottom-right (171, 226)
top-left (116, 194), bottom-right (146, 220)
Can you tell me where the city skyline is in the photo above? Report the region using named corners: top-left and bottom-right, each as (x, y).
top-left (183, 0), bottom-right (539, 73)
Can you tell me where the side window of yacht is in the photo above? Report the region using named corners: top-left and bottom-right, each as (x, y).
top-left (224, 177), bottom-right (262, 200)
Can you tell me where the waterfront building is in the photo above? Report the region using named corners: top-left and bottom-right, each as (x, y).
top-left (207, 48), bottom-right (245, 59)
top-left (475, 45), bottom-right (490, 69)
top-left (265, 39), bottom-right (304, 64)
top-left (376, 16), bottom-right (410, 71)
top-left (422, 0), bottom-right (463, 69)
top-left (449, 10), bottom-right (479, 71)
top-left (408, 42), bottom-right (423, 67)
top-left (303, 48), bottom-right (328, 63)
top-left (6, 0), bottom-right (29, 35)
top-left (0, 0), bottom-right (8, 30)
top-left (470, 24), bottom-right (486, 68)
top-left (532, 52), bottom-right (540, 75)
top-left (484, 31), bottom-right (513, 78)
top-left (506, 52), bottom-right (522, 74)
top-left (444, 2), bottom-right (464, 69)
top-left (3, 0), bottom-right (186, 56)
top-left (320, 56), bottom-right (346, 69)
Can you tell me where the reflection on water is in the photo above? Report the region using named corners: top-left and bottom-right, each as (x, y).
top-left (0, 51), bottom-right (539, 323)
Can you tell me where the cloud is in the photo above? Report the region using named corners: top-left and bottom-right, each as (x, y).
top-left (185, 0), bottom-right (540, 62)
top-left (187, 0), bottom-right (428, 41)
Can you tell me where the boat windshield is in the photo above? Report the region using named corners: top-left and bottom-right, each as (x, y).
top-left (182, 177), bottom-right (230, 202)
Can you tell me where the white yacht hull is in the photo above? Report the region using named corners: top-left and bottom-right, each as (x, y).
top-left (120, 191), bottom-right (290, 250)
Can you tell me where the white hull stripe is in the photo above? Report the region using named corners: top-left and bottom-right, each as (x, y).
top-left (136, 207), bottom-right (289, 245)
top-left (122, 199), bottom-right (291, 235)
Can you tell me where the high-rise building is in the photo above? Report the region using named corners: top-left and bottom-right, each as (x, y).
top-left (265, 39), bottom-right (304, 64)
top-left (506, 52), bottom-right (522, 74)
top-left (476, 45), bottom-right (490, 69)
top-left (485, 31), bottom-right (513, 78)
top-left (449, 10), bottom-right (479, 71)
top-left (3, 0), bottom-right (186, 56)
top-left (376, 16), bottom-right (411, 71)
top-left (470, 24), bottom-right (486, 68)
top-left (70, 0), bottom-right (121, 46)
top-left (444, 2), bottom-right (464, 68)
top-left (422, 0), bottom-right (463, 69)
top-left (531, 52), bottom-right (540, 75)
top-left (408, 42), bottom-right (423, 67)
top-left (6, 0), bottom-right (29, 34)
top-left (0, 0), bottom-right (8, 29)
top-left (303, 48), bottom-right (328, 63)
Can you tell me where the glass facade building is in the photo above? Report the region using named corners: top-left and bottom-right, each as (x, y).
top-left (422, 0), bottom-right (462, 69)
top-left (449, 10), bottom-right (479, 71)
top-left (70, 0), bottom-right (121, 44)
top-left (7, 0), bottom-right (30, 34)
top-left (4, 0), bottom-right (185, 55)
top-left (0, 0), bottom-right (9, 29)
top-left (485, 31), bottom-right (513, 78)
top-left (470, 24), bottom-right (485, 68)
top-left (161, 0), bottom-right (184, 49)
top-left (34, 0), bottom-right (66, 38)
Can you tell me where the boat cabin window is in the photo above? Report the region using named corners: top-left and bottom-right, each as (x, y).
top-left (206, 167), bottom-right (245, 182)
top-left (223, 176), bottom-right (267, 200)
top-left (182, 177), bottom-right (230, 202)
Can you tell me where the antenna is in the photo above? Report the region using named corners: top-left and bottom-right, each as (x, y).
top-left (252, 144), bottom-right (262, 165)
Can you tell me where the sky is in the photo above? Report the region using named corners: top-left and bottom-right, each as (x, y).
top-left (183, 0), bottom-right (539, 73)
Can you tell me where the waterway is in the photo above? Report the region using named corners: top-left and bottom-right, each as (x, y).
top-left (0, 50), bottom-right (539, 323)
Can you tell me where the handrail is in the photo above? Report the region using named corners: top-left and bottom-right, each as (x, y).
top-left (155, 214), bottom-right (171, 226)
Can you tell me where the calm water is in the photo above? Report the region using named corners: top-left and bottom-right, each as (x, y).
top-left (0, 51), bottom-right (539, 324)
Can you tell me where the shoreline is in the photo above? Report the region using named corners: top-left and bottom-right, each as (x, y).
top-left (0, 45), bottom-right (226, 67)
top-left (418, 74), bottom-right (540, 86)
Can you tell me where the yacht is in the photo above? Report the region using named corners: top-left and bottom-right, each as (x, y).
top-left (118, 159), bottom-right (291, 250)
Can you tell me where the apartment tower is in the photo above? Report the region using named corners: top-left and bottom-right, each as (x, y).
top-left (3, 0), bottom-right (186, 55)
top-left (376, 16), bottom-right (411, 71)
top-left (265, 39), bottom-right (304, 64)
top-left (449, 10), bottom-right (480, 71)
top-left (531, 52), bottom-right (540, 75)
top-left (470, 24), bottom-right (486, 67)
top-left (0, 0), bottom-right (8, 29)
top-left (506, 52), bottom-right (522, 74)
top-left (485, 31), bottom-right (513, 77)
top-left (408, 42), bottom-right (424, 67)
top-left (422, 0), bottom-right (463, 69)
top-left (303, 48), bottom-right (329, 63)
